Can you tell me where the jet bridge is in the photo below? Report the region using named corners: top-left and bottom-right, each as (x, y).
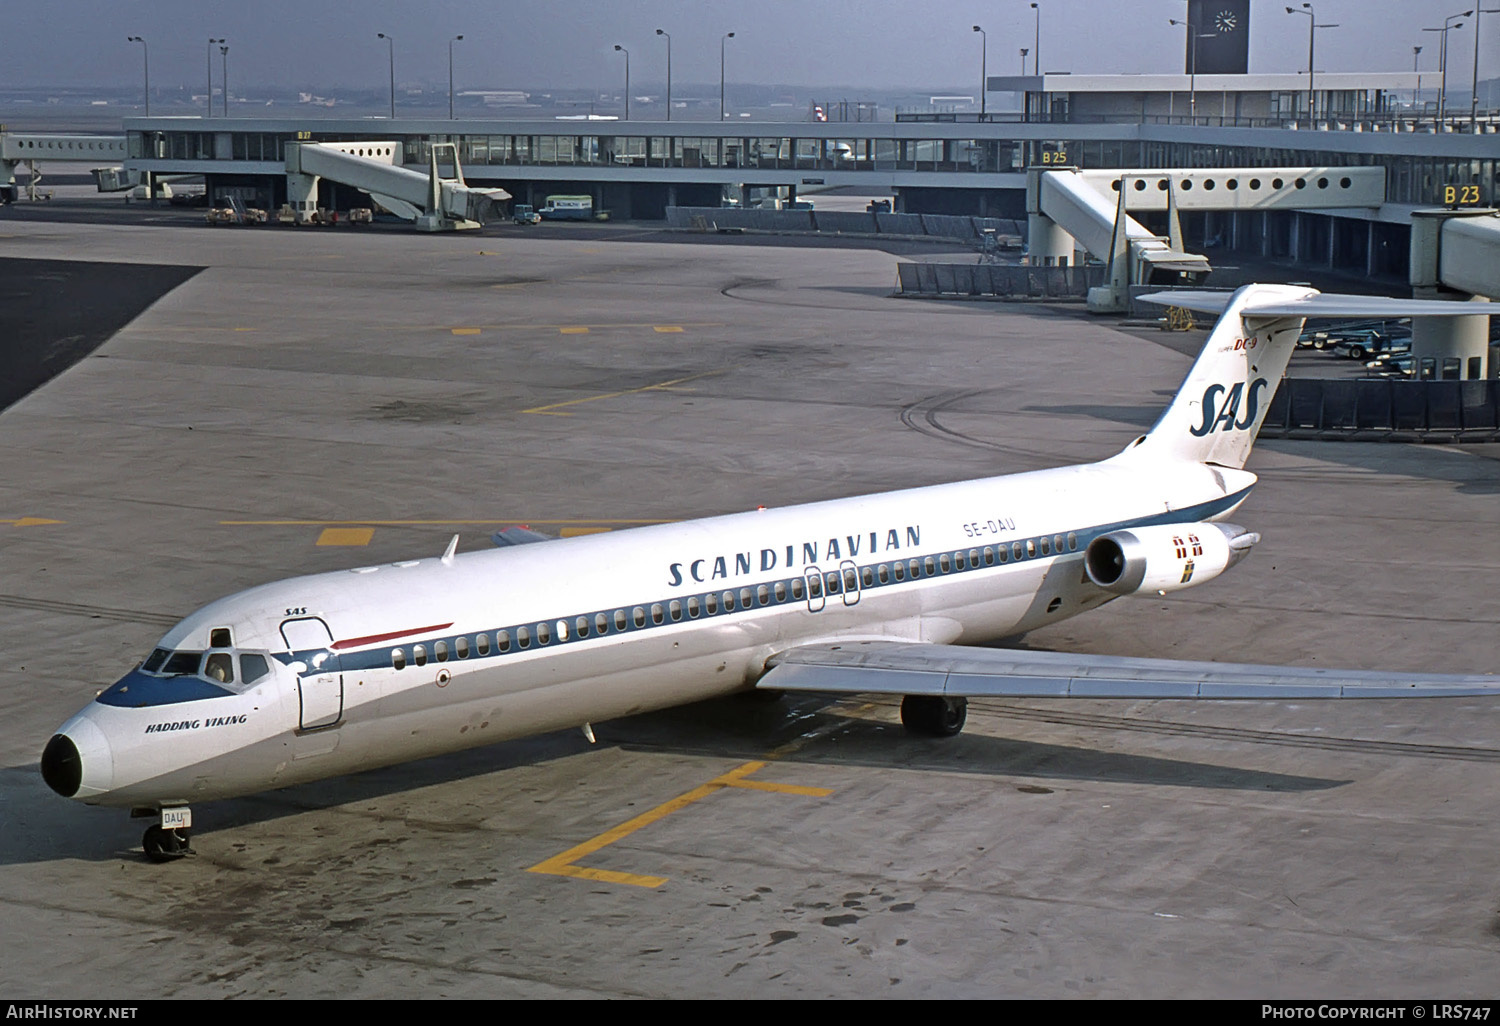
top-left (1029, 166), bottom-right (1387, 312)
top-left (283, 140), bottom-right (510, 231)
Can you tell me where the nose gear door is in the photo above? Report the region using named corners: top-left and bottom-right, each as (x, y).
top-left (280, 616), bottom-right (343, 730)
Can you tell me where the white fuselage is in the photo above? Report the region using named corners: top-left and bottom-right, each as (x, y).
top-left (51, 451), bottom-right (1254, 809)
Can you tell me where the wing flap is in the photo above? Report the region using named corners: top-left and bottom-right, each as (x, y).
top-left (759, 641), bottom-right (1498, 700)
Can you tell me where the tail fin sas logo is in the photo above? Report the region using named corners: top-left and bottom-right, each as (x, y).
top-left (1190, 378), bottom-right (1269, 437)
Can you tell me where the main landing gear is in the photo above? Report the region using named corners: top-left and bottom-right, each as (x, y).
top-left (900, 695), bottom-right (967, 737)
top-left (135, 805), bottom-right (195, 863)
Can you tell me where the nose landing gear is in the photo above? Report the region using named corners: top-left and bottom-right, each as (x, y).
top-left (142, 825), bottom-right (194, 862)
top-left (134, 804), bottom-right (195, 862)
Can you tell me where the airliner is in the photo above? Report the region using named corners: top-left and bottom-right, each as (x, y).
top-left (40, 283), bottom-right (1497, 862)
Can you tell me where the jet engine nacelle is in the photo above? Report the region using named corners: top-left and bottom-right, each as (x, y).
top-left (1084, 522), bottom-right (1259, 596)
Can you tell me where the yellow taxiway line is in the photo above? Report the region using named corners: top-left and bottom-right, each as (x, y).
top-left (527, 761), bottom-right (832, 888)
top-left (522, 370), bottom-right (722, 416)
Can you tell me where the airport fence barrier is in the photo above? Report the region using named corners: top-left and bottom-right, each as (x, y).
top-left (666, 206), bottom-right (1024, 242)
top-left (897, 261), bottom-right (1104, 299)
top-left (1258, 378), bottom-right (1500, 442)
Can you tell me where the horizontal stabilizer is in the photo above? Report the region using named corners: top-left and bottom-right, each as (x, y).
top-left (761, 641), bottom-right (1500, 700)
top-left (1139, 290), bottom-right (1492, 320)
top-left (490, 526), bottom-right (552, 547)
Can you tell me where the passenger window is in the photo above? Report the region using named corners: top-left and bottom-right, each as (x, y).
top-left (893, 562), bottom-right (905, 581)
top-left (806, 575), bottom-right (821, 598)
top-left (908, 558), bottom-right (920, 578)
top-left (860, 568), bottom-right (873, 588)
top-left (706, 592), bottom-right (720, 613)
top-left (998, 545), bottom-right (1009, 563)
top-left (477, 633), bottom-right (491, 655)
top-left (1013, 542), bottom-right (1024, 560)
top-left (390, 649), bottom-right (405, 671)
top-left (939, 554), bottom-right (951, 573)
top-left (789, 579), bottom-right (804, 600)
top-left (650, 603), bottom-right (664, 625)
top-left (984, 546), bottom-right (995, 565)
top-left (723, 591), bottom-right (736, 611)
top-left (203, 652), bottom-right (234, 684)
top-left (576, 615), bottom-right (589, 638)
top-left (537, 622), bottom-right (552, 645)
top-left (1067, 532), bottom-right (1078, 551)
top-left (497, 630), bottom-right (511, 652)
top-left (455, 636), bottom-right (470, 658)
top-left (877, 564), bottom-right (890, 584)
top-left (210, 627), bottom-right (233, 648)
top-left (1040, 537), bottom-right (1051, 556)
top-left (953, 551), bottom-right (965, 570)
top-left (434, 640), bottom-right (449, 662)
top-left (773, 581), bottom-right (787, 602)
top-left (925, 557), bottom-right (937, 576)
top-left (825, 572), bottom-right (840, 594)
top-left (687, 596), bottom-right (701, 618)
top-left (1026, 539), bottom-right (1036, 558)
top-left (633, 606), bottom-right (646, 628)
top-left (740, 587), bottom-right (753, 608)
top-left (517, 626), bottom-right (531, 649)
top-left (554, 620), bottom-right (567, 642)
top-left (845, 568), bottom-right (859, 591)
top-left (413, 644), bottom-right (428, 666)
top-left (595, 613), bottom-right (609, 634)
top-left (241, 653), bottom-right (271, 683)
top-left (669, 600), bottom-right (682, 621)
top-left (614, 609), bottom-right (628, 631)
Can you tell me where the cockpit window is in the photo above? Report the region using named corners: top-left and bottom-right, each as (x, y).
top-left (210, 627), bottom-right (233, 648)
top-left (203, 652), bottom-right (234, 684)
top-left (141, 648), bottom-right (169, 673)
top-left (161, 651), bottom-right (204, 676)
top-left (240, 653), bottom-right (271, 685)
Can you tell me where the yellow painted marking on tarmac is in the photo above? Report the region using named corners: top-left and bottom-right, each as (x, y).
top-left (316, 527), bottom-right (375, 546)
top-left (451, 327), bottom-right (482, 335)
top-left (232, 327), bottom-right (257, 332)
top-left (559, 526), bottom-right (611, 537)
top-left (522, 369), bottom-right (722, 416)
top-left (527, 761), bottom-right (831, 888)
top-left (558, 326), bottom-right (590, 334)
top-left (2, 517), bottom-right (64, 527)
top-left (220, 518), bottom-right (671, 526)
top-left (653, 325), bottom-right (684, 333)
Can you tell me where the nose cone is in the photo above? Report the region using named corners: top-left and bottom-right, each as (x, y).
top-left (40, 716), bottom-right (113, 800)
top-left (41, 734), bottom-right (81, 797)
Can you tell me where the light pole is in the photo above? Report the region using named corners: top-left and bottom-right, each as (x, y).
top-left (1170, 18), bottom-right (1217, 121)
top-left (127, 36), bottom-right (149, 116)
top-left (449, 35), bottom-right (463, 119)
top-left (1424, 13), bottom-right (1470, 124)
top-left (720, 32), bottom-right (735, 120)
top-left (1470, 7), bottom-right (1496, 131)
top-left (970, 26), bottom-right (987, 118)
top-left (206, 38), bottom-right (223, 117)
top-left (615, 45), bottom-right (630, 120)
top-left (1020, 47), bottom-right (1029, 74)
top-left (1030, 3), bottom-right (1041, 74)
top-left (377, 32), bottom-right (395, 119)
top-left (1414, 45), bottom-right (1424, 112)
top-left (1285, 5), bottom-right (1339, 121)
top-left (220, 45), bottom-right (230, 117)
top-left (656, 29), bottom-right (671, 121)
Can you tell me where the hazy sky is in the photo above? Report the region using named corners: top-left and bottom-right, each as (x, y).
top-left (2, 1), bottom-right (1489, 92)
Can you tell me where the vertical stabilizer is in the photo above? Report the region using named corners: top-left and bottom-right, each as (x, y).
top-left (1130, 283), bottom-right (1313, 468)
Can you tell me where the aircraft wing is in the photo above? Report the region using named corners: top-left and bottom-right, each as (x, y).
top-left (1138, 291), bottom-right (1493, 320)
top-left (758, 641), bottom-right (1500, 700)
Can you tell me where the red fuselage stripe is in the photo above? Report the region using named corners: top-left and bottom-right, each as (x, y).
top-left (332, 623), bottom-right (454, 651)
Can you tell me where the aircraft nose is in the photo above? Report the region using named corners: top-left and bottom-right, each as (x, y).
top-left (40, 717), bottom-right (112, 799)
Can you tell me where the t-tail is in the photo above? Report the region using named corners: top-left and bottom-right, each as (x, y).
top-left (1131, 283), bottom-right (1495, 470)
top-left (1132, 283), bottom-right (1311, 470)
